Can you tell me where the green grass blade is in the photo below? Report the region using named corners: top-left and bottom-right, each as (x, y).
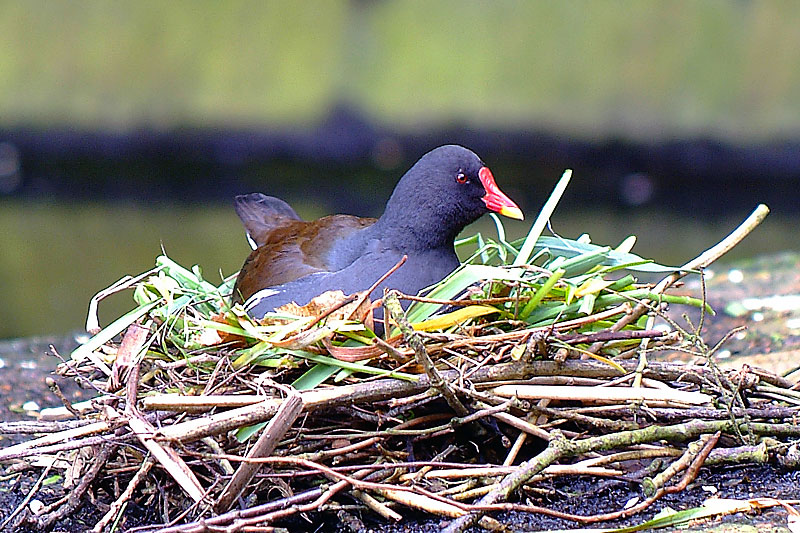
top-left (549, 247), bottom-right (611, 277)
top-left (284, 349), bottom-right (418, 381)
top-left (513, 235), bottom-right (681, 273)
top-left (518, 268), bottom-right (564, 319)
top-left (292, 363), bottom-right (340, 390)
top-left (513, 169), bottom-right (572, 266)
top-left (70, 300), bottom-right (159, 366)
top-left (156, 254), bottom-right (223, 294)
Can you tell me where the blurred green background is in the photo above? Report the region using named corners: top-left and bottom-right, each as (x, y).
top-left (1, 1), bottom-right (799, 339)
top-left (4, 1), bottom-right (800, 137)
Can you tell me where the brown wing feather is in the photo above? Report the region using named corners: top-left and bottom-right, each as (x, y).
top-left (232, 215), bottom-right (376, 304)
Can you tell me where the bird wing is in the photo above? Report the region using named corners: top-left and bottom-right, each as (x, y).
top-left (243, 246), bottom-right (457, 318)
top-left (231, 214), bottom-right (376, 304)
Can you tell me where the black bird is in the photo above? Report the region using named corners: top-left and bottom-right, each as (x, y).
top-left (232, 144), bottom-right (523, 321)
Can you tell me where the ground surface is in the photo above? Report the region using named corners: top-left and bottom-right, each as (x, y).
top-left (1, 252), bottom-right (799, 532)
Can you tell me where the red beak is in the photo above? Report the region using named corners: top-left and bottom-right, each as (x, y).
top-left (479, 167), bottom-right (523, 220)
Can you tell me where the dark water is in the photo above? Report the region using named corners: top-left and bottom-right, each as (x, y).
top-left (2, 196), bottom-right (795, 340)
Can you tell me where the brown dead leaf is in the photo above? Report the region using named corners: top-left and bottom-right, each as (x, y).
top-left (268, 289), bottom-right (374, 328)
top-left (209, 312), bottom-right (249, 346)
top-left (195, 326), bottom-right (224, 347)
top-left (108, 321), bottom-right (151, 392)
top-left (276, 290), bottom-right (355, 318)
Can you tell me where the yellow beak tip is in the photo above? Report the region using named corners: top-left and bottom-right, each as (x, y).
top-left (499, 206), bottom-right (524, 221)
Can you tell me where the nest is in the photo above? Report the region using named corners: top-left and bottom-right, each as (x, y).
top-left (2, 200), bottom-right (794, 533)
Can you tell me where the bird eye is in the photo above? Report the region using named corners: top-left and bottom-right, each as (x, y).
top-left (456, 172), bottom-right (468, 184)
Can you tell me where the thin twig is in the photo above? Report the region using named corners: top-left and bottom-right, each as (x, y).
top-left (92, 455), bottom-right (155, 533)
top-left (0, 452), bottom-right (59, 530)
top-left (384, 291), bottom-right (469, 417)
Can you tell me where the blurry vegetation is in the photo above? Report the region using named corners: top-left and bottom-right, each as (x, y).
top-left (1, 1), bottom-right (799, 139)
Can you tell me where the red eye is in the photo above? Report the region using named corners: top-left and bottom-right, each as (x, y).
top-left (456, 172), bottom-right (468, 184)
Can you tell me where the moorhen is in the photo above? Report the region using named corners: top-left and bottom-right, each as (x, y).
top-left (231, 144), bottom-right (523, 320)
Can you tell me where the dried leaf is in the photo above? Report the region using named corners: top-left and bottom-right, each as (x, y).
top-left (276, 290), bottom-right (354, 318)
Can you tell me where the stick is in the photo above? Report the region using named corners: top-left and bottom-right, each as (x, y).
top-left (590, 204), bottom-right (770, 351)
top-left (0, 452), bottom-right (58, 530)
top-left (491, 384), bottom-right (712, 406)
top-left (92, 455), bottom-right (155, 533)
top-left (32, 444), bottom-right (117, 530)
top-left (0, 421), bottom-right (111, 460)
top-left (135, 359), bottom-right (767, 443)
top-left (384, 291), bottom-right (469, 416)
top-left (214, 391), bottom-right (303, 512)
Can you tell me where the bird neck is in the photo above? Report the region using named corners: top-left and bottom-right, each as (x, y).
top-left (371, 207), bottom-right (460, 252)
